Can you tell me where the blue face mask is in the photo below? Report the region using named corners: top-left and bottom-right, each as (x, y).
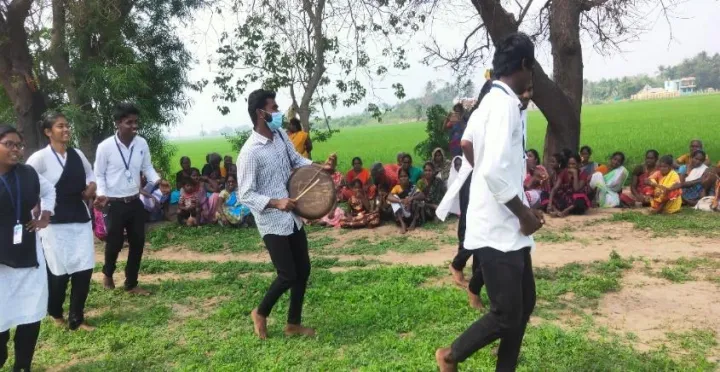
top-left (268, 112), bottom-right (284, 131)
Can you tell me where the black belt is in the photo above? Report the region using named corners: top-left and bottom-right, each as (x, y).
top-left (108, 194), bottom-right (140, 203)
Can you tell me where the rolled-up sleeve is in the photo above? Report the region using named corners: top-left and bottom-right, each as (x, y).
top-left (480, 100), bottom-right (520, 204)
top-left (236, 151), bottom-right (271, 214)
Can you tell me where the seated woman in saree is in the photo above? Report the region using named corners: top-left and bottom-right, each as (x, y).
top-left (202, 153), bottom-right (224, 189)
top-left (171, 156), bottom-right (193, 204)
top-left (548, 153), bottom-right (590, 217)
top-left (694, 169), bottom-right (720, 212)
top-left (340, 179), bottom-right (381, 229)
top-left (580, 145), bottom-right (598, 176)
top-left (524, 149), bottom-right (550, 210)
top-left (345, 157), bottom-right (376, 199)
top-left (589, 151), bottom-right (629, 208)
top-left (415, 162), bottom-right (448, 223)
top-left (216, 174), bottom-right (252, 227)
top-left (625, 149), bottom-right (659, 207)
top-left (387, 168), bottom-right (421, 234)
top-left (370, 162), bottom-right (398, 194)
top-left (646, 155), bottom-right (682, 214)
top-left (675, 139), bottom-right (711, 175)
top-left (401, 154), bottom-right (423, 185)
top-left (179, 170), bottom-right (220, 225)
top-left (287, 118), bottom-right (312, 159)
top-left (431, 148), bottom-right (451, 182)
top-left (678, 150), bottom-right (710, 206)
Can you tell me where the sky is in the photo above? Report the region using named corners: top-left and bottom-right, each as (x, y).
top-left (171, 0), bottom-right (720, 138)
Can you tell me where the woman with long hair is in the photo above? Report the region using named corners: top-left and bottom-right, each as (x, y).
top-left (26, 112), bottom-right (97, 331)
top-left (0, 125), bottom-right (56, 371)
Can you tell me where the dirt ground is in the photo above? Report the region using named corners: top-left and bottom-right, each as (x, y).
top-left (94, 208), bottom-right (720, 359)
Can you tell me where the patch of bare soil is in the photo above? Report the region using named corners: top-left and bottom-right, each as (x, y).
top-left (91, 271), bottom-right (213, 285)
top-left (595, 269), bottom-right (720, 355)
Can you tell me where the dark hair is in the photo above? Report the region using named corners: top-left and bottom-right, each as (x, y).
top-left (659, 155), bottom-right (674, 166)
top-left (526, 149), bottom-right (540, 160)
top-left (209, 153), bottom-right (221, 165)
top-left (224, 155), bottom-right (233, 162)
top-left (568, 153), bottom-right (582, 165)
top-left (646, 149), bottom-right (659, 159)
top-left (370, 162), bottom-right (384, 179)
top-left (352, 157), bottom-right (362, 165)
top-left (226, 173), bottom-right (237, 182)
top-left (180, 156), bottom-right (190, 166)
top-left (423, 161), bottom-right (435, 171)
top-left (402, 154), bottom-right (412, 162)
top-left (350, 179), bottom-right (363, 188)
top-left (552, 153), bottom-right (567, 169)
top-left (190, 167), bottom-right (200, 176)
top-left (580, 145), bottom-right (592, 155)
top-left (398, 168), bottom-right (410, 178)
top-left (247, 89), bottom-right (276, 125)
top-left (561, 148), bottom-right (573, 162)
top-left (112, 103), bottom-right (140, 122)
top-left (289, 118), bottom-right (302, 131)
top-left (692, 150), bottom-right (706, 160)
top-left (453, 103), bottom-right (464, 113)
top-left (182, 175), bottom-right (195, 186)
top-left (468, 79), bottom-right (494, 116)
top-left (40, 111), bottom-right (67, 137)
top-left (611, 151), bottom-right (626, 165)
top-left (0, 125), bottom-right (21, 141)
top-left (492, 32), bottom-right (535, 78)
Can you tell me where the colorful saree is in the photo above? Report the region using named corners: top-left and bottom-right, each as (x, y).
top-left (216, 190), bottom-right (252, 226)
top-left (589, 166), bottom-right (629, 208)
top-left (648, 170), bottom-right (682, 213)
top-left (288, 130), bottom-right (310, 158)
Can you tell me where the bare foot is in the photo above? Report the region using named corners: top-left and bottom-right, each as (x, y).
top-left (467, 289), bottom-right (484, 311)
top-left (449, 264), bottom-right (466, 287)
top-left (435, 348), bottom-right (458, 372)
top-left (103, 275), bottom-right (115, 290)
top-left (126, 287), bottom-right (151, 296)
top-left (251, 308), bottom-right (268, 340)
top-left (284, 324), bottom-right (316, 337)
top-left (51, 317), bottom-right (66, 327)
top-left (77, 323), bottom-right (96, 332)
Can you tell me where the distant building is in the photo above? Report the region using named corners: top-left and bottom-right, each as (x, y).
top-left (631, 85), bottom-right (680, 100)
top-left (664, 77), bottom-right (696, 94)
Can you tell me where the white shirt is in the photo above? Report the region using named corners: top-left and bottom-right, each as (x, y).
top-left (236, 130), bottom-right (312, 237)
top-left (26, 145), bottom-right (96, 186)
top-left (94, 135), bottom-right (160, 198)
top-left (461, 80), bottom-right (534, 253)
top-left (436, 155), bottom-right (472, 221)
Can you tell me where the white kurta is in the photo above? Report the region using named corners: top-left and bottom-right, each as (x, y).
top-left (0, 171), bottom-right (55, 332)
top-left (26, 146), bottom-right (96, 276)
top-left (436, 156), bottom-right (472, 221)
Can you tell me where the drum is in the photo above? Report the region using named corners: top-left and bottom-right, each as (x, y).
top-left (287, 164), bottom-right (337, 220)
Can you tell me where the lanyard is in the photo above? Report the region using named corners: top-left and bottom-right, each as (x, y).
top-left (0, 173), bottom-right (21, 223)
top-left (114, 138), bottom-right (134, 171)
top-left (50, 146), bottom-right (66, 169)
top-left (492, 83), bottom-right (526, 155)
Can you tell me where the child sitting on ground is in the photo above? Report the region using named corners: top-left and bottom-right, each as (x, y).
top-left (140, 176), bottom-right (172, 222)
top-left (387, 168), bottom-right (420, 234)
top-left (178, 177), bottom-right (200, 226)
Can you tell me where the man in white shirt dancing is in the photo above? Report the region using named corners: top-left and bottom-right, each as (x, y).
top-left (94, 103), bottom-right (160, 295)
top-left (436, 32), bottom-right (543, 371)
top-left (236, 89), bottom-right (333, 340)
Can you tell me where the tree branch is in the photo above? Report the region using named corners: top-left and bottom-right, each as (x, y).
top-left (50, 0), bottom-right (81, 105)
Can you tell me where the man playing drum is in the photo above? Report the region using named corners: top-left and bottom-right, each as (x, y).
top-left (236, 89), bottom-right (333, 340)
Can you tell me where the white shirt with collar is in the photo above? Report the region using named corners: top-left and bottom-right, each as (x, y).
top-left (26, 145), bottom-right (96, 186)
top-left (94, 134), bottom-right (160, 198)
top-left (461, 80), bottom-right (535, 253)
top-left (236, 130), bottom-right (312, 238)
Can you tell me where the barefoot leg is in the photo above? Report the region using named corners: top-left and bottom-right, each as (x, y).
top-left (449, 264), bottom-right (466, 287)
top-left (251, 308), bottom-right (268, 340)
top-left (435, 348), bottom-right (458, 372)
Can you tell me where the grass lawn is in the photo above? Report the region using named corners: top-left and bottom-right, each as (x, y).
top-left (171, 94), bottom-right (720, 173)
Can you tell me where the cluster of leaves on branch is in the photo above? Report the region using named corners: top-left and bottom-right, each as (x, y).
top-left (414, 104), bottom-right (448, 161)
top-left (1, 0), bottom-right (206, 172)
top-left (213, 0), bottom-right (434, 137)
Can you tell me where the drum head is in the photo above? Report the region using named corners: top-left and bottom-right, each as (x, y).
top-left (288, 164), bottom-right (337, 220)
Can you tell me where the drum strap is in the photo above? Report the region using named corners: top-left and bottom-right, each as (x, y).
top-left (275, 130), bottom-right (294, 169)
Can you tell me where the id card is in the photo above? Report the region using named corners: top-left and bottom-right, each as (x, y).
top-left (126, 176), bottom-right (137, 188)
top-left (13, 224), bottom-right (23, 245)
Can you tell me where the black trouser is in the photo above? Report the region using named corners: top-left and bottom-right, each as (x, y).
top-left (47, 268), bottom-right (93, 330)
top-left (258, 226), bottom-right (310, 325)
top-left (451, 173), bottom-right (481, 280)
top-left (450, 247), bottom-right (536, 371)
top-left (103, 198), bottom-right (146, 290)
top-left (0, 321), bottom-right (41, 371)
